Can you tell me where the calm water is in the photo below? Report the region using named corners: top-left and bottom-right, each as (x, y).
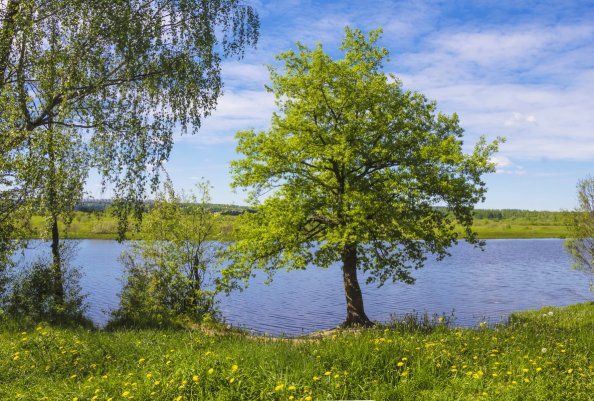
top-left (13, 239), bottom-right (592, 336)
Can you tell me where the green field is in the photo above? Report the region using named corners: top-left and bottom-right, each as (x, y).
top-left (25, 209), bottom-right (570, 240)
top-left (1, 302), bottom-right (593, 400)
top-left (27, 212), bottom-right (241, 241)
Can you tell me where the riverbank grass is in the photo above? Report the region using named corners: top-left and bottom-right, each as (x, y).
top-left (1, 302), bottom-right (593, 400)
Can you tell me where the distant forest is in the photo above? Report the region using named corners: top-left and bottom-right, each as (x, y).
top-left (75, 199), bottom-right (252, 215)
top-left (75, 200), bottom-right (565, 221)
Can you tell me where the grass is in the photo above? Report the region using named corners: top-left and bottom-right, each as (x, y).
top-left (25, 211), bottom-right (569, 240)
top-left (1, 302), bottom-right (593, 400)
top-left (27, 212), bottom-right (240, 241)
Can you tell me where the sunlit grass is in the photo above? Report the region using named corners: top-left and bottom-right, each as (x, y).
top-left (1, 302), bottom-right (593, 400)
top-left (24, 211), bottom-right (569, 240)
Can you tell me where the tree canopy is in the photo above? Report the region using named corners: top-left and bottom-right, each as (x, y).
top-left (0, 0), bottom-right (259, 235)
top-left (225, 27), bottom-right (501, 326)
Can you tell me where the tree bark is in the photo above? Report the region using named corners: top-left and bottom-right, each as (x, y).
top-left (341, 243), bottom-right (372, 327)
top-left (50, 215), bottom-right (65, 308)
top-left (47, 122), bottom-right (65, 310)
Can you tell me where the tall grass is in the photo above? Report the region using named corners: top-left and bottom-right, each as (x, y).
top-left (1, 302), bottom-right (593, 400)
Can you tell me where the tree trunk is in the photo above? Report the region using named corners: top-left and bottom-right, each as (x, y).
top-left (50, 215), bottom-right (65, 309)
top-left (47, 121), bottom-right (65, 310)
top-left (341, 243), bottom-right (372, 327)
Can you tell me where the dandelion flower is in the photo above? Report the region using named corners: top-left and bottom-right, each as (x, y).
top-left (274, 384), bottom-right (284, 392)
top-left (288, 385), bottom-right (296, 391)
top-left (192, 375), bottom-right (199, 382)
top-left (208, 368), bottom-right (214, 375)
top-left (231, 364), bottom-right (238, 372)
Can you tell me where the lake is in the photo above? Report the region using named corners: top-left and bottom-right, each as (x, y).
top-left (12, 239), bottom-right (593, 336)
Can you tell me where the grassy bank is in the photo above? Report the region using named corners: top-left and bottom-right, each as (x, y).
top-left (27, 213), bottom-right (240, 241)
top-left (25, 210), bottom-right (569, 240)
top-left (1, 302), bottom-right (593, 400)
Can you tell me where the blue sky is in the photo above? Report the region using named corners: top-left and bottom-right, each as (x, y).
top-left (91, 0), bottom-right (594, 211)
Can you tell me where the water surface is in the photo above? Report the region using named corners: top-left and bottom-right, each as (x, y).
top-left (14, 239), bottom-right (592, 336)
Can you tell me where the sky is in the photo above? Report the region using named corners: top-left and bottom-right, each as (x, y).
top-left (90, 0), bottom-right (594, 211)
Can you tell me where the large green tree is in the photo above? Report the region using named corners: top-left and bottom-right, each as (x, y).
top-left (0, 0), bottom-right (258, 308)
top-left (565, 177), bottom-right (594, 288)
top-left (225, 28), bottom-right (500, 327)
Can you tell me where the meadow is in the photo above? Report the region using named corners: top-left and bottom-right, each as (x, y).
top-left (25, 209), bottom-right (570, 240)
top-left (1, 302), bottom-right (593, 400)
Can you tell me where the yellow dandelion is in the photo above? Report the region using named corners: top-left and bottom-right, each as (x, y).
top-left (208, 368), bottom-right (214, 375)
top-left (192, 375), bottom-right (199, 382)
top-left (274, 383), bottom-right (284, 392)
top-left (305, 397), bottom-right (312, 401)
top-left (397, 362), bottom-right (404, 367)
top-left (122, 391), bottom-right (130, 397)
top-left (288, 385), bottom-right (296, 391)
top-left (324, 371), bottom-right (332, 376)
top-left (312, 376), bottom-right (320, 381)
top-left (229, 377), bottom-right (235, 384)
top-left (231, 364), bottom-right (239, 372)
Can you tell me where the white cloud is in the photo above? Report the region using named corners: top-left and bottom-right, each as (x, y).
top-left (392, 20), bottom-right (594, 162)
top-left (221, 62), bottom-right (270, 89)
top-left (491, 155), bottom-right (512, 168)
top-left (504, 112), bottom-right (537, 127)
top-left (176, 89), bottom-right (275, 145)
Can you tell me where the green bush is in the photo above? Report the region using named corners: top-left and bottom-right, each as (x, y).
top-left (2, 243), bottom-right (90, 327)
